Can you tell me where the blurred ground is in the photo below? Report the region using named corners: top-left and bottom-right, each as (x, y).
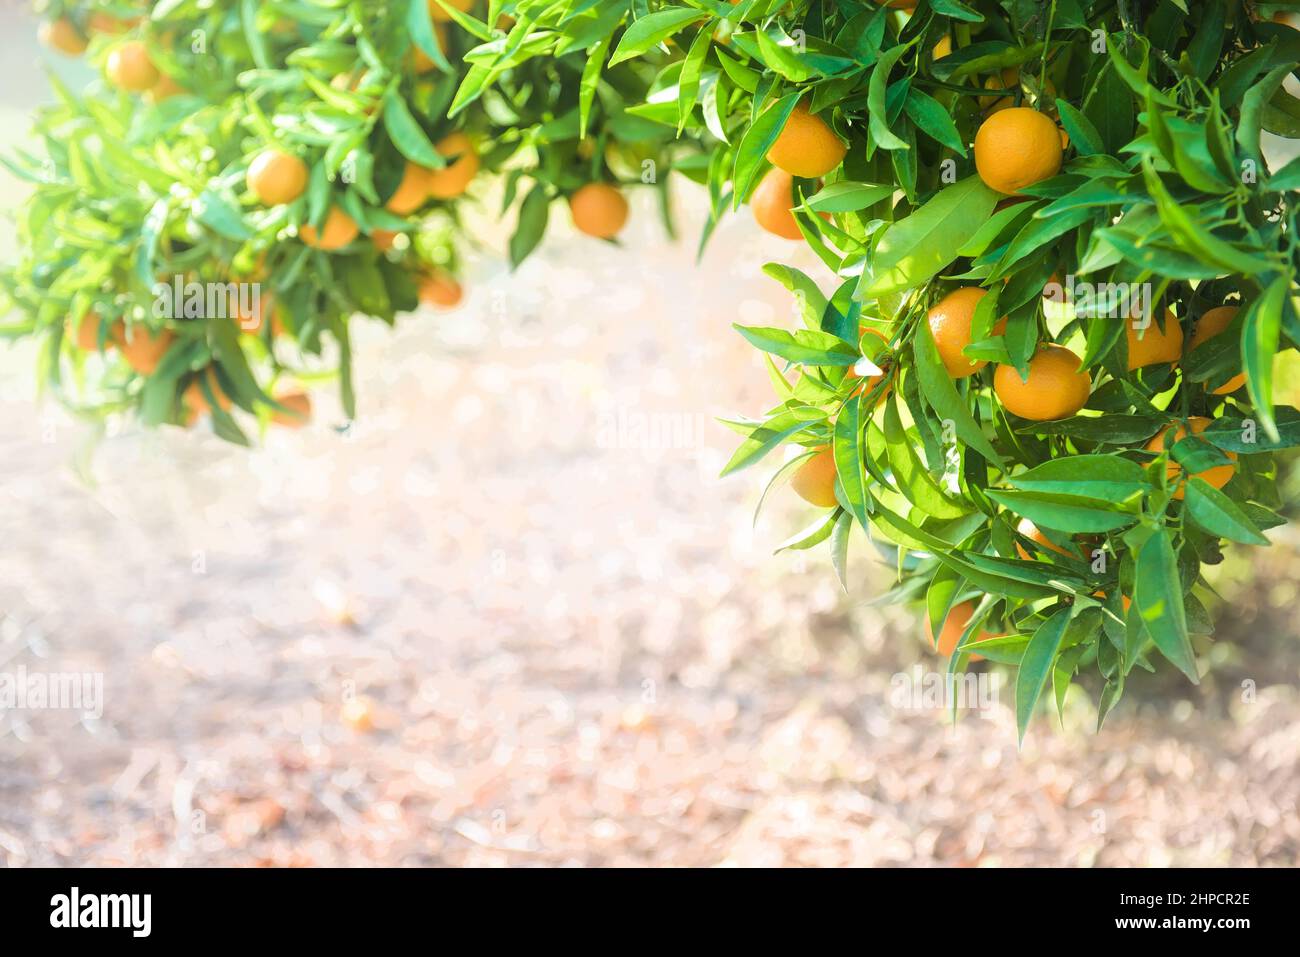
top-left (0, 13), bottom-right (1297, 867)
top-left (1, 186), bottom-right (1298, 867)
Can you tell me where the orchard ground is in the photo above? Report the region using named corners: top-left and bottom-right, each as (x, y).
top-left (0, 12), bottom-right (1298, 866)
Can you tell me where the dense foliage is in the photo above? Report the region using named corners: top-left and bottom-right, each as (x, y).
top-left (9, 0), bottom-right (1300, 736)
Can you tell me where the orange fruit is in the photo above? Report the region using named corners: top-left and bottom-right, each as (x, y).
top-left (300, 206), bottom-right (359, 250)
top-left (246, 149), bottom-right (309, 206)
top-left (980, 67), bottom-right (1021, 111)
top-left (88, 13), bottom-right (137, 35)
top-left (1189, 305), bottom-right (1246, 395)
top-left (569, 182), bottom-right (629, 239)
top-left (974, 107), bottom-right (1063, 195)
top-left (428, 0), bottom-right (474, 22)
top-left (425, 132), bottom-right (479, 199)
top-left (750, 168), bottom-right (810, 240)
top-left (146, 74), bottom-right (184, 104)
top-left (233, 293), bottom-right (276, 336)
top-left (271, 391), bottom-right (312, 428)
top-left (118, 326), bottom-right (174, 375)
top-left (385, 162), bottom-right (432, 214)
top-left (929, 600), bottom-right (990, 660)
top-left (790, 446), bottom-right (839, 508)
top-left (106, 41), bottom-right (160, 92)
top-left (184, 369), bottom-right (233, 418)
top-left (766, 102), bottom-right (847, 178)
top-left (1126, 308), bottom-right (1183, 370)
top-left (39, 18), bottom-right (88, 56)
top-left (1015, 518), bottom-right (1075, 561)
top-left (993, 345), bottom-right (1091, 420)
top-left (372, 229), bottom-right (400, 252)
top-left (927, 287), bottom-right (1008, 378)
top-left (419, 270), bottom-right (463, 308)
top-left (933, 35), bottom-right (953, 59)
top-left (70, 313), bottom-right (122, 352)
top-left (1146, 417), bottom-right (1236, 501)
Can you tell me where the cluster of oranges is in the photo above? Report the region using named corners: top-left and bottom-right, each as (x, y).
top-left (39, 5), bottom-right (507, 433)
top-left (751, 46), bottom-right (1254, 660)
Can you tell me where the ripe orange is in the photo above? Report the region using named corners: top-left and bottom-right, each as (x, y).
top-left (569, 182), bottom-right (629, 239)
top-left (425, 132), bottom-right (479, 199)
top-left (233, 293), bottom-right (276, 336)
top-left (419, 270), bottom-right (463, 308)
top-left (271, 391), bottom-right (312, 428)
top-left (428, 0), bottom-right (474, 22)
top-left (372, 229), bottom-right (399, 252)
top-left (750, 168), bottom-right (807, 240)
top-left (386, 162), bottom-right (432, 214)
top-left (88, 12), bottom-right (137, 35)
top-left (1126, 308), bottom-right (1183, 370)
top-left (40, 18), bottom-right (88, 56)
top-left (790, 446), bottom-right (839, 508)
top-left (929, 600), bottom-right (990, 659)
top-left (300, 206), bottom-right (359, 250)
top-left (1014, 518), bottom-right (1075, 561)
top-left (70, 312), bottom-right (122, 351)
top-left (1189, 305), bottom-right (1246, 394)
top-left (118, 326), bottom-right (174, 375)
top-left (980, 67), bottom-right (1021, 111)
top-left (146, 74), bottom-right (184, 104)
top-left (247, 149), bottom-right (309, 206)
top-left (106, 41), bottom-right (160, 92)
top-left (974, 107), bottom-right (1063, 195)
top-left (927, 287), bottom-right (1007, 378)
top-left (993, 345), bottom-right (1091, 420)
top-left (766, 102), bottom-right (847, 178)
top-left (1146, 416), bottom-right (1236, 501)
top-left (184, 369), bottom-right (233, 418)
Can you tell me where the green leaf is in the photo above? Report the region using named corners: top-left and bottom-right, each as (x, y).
top-left (903, 89), bottom-right (965, 155)
top-left (1016, 606), bottom-right (1072, 745)
top-left (732, 325), bottom-right (858, 366)
top-left (832, 395), bottom-right (871, 529)
top-left (987, 489), bottom-right (1137, 534)
top-left (883, 397), bottom-right (967, 520)
top-left (733, 93), bottom-right (800, 208)
top-left (509, 183), bottom-right (550, 268)
top-left (913, 322), bottom-right (1005, 469)
top-left (609, 9), bottom-right (707, 65)
top-left (761, 264), bottom-right (829, 328)
top-left (1134, 529), bottom-right (1198, 684)
top-left (829, 511), bottom-right (853, 591)
top-left (863, 176), bottom-right (999, 296)
top-left (1243, 275), bottom-right (1287, 443)
top-left (867, 44), bottom-right (911, 151)
top-left (383, 91), bottom-right (443, 168)
top-left (1184, 478), bottom-right (1270, 546)
top-left (1008, 455), bottom-right (1149, 500)
top-left (805, 181), bottom-right (894, 213)
top-left (580, 33), bottom-right (615, 137)
top-left (720, 408), bottom-right (824, 476)
top-left (1054, 99), bottom-right (1104, 156)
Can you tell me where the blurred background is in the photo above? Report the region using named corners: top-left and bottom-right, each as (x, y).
top-left (0, 8), bottom-right (1297, 867)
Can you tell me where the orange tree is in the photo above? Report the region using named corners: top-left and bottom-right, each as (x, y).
top-left (7, 0), bottom-right (687, 442)
top-left (11, 1), bottom-right (1300, 735)
top-left (695, 0), bottom-right (1300, 736)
